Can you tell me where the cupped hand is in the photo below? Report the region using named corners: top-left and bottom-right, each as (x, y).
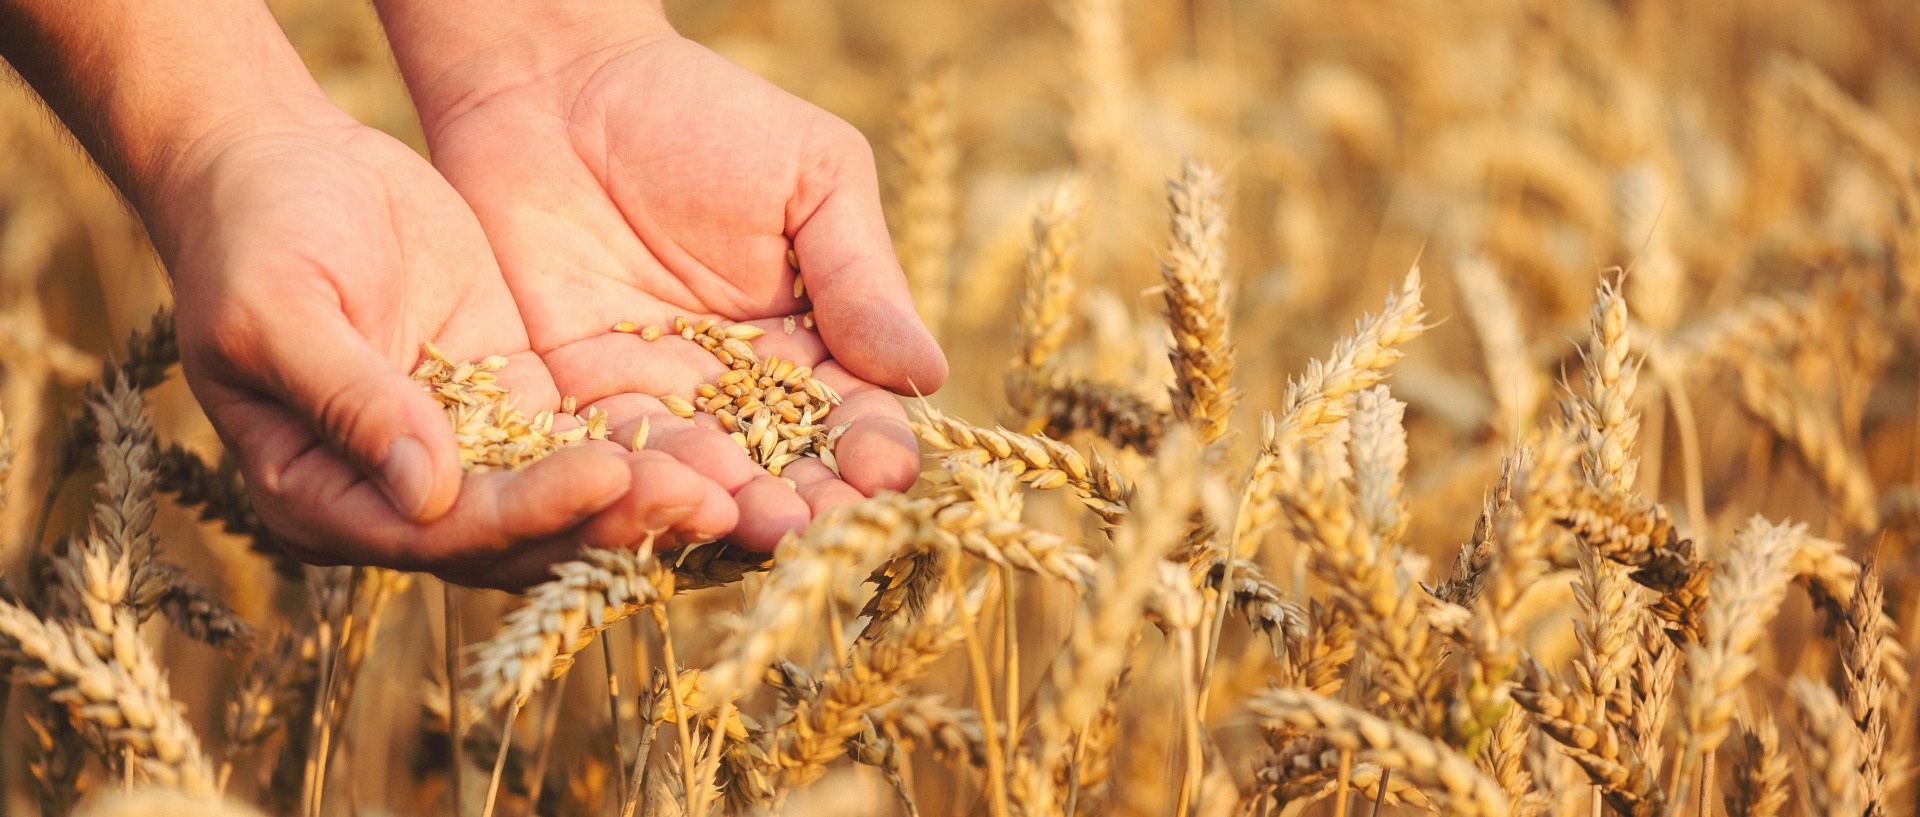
top-left (153, 102), bottom-right (736, 589)
top-left (413, 33), bottom-right (948, 550)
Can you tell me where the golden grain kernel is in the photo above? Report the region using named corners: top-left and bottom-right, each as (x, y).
top-left (792, 275), bottom-right (807, 299)
top-left (724, 384), bottom-right (747, 398)
top-left (561, 395), bottom-right (577, 415)
top-left (717, 410), bottom-right (739, 432)
top-left (662, 395), bottom-right (696, 418)
top-left (708, 394), bottom-right (734, 411)
top-left (614, 321), bottom-right (638, 333)
top-left (721, 338), bottom-right (757, 363)
top-left (770, 359), bottom-right (795, 382)
top-left (640, 325), bottom-right (662, 341)
top-left (786, 248), bottom-right (798, 269)
top-left (717, 351), bottom-right (735, 367)
top-left (672, 316), bottom-right (689, 332)
top-left (681, 327), bottom-right (697, 340)
top-left (777, 405), bottom-right (801, 423)
top-left (729, 431), bottom-right (750, 450)
top-left (737, 399), bottom-right (764, 417)
top-left (696, 384), bottom-right (720, 399)
top-left (630, 417), bottom-right (651, 450)
top-left (764, 386), bottom-right (786, 404)
top-left (693, 318), bottom-right (717, 335)
top-left (802, 312), bottom-right (815, 329)
top-left (696, 335), bottom-right (719, 350)
top-left (1028, 469), bottom-right (1071, 490)
top-left (727, 324), bottom-right (767, 341)
top-left (717, 370), bottom-right (748, 386)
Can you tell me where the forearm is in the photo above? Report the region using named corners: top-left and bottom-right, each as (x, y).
top-left (0, 0), bottom-right (332, 223)
top-left (371, 0), bottom-right (672, 125)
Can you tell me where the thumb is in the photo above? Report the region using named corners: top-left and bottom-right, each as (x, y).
top-left (789, 138), bottom-right (949, 395)
top-left (241, 309), bottom-right (462, 523)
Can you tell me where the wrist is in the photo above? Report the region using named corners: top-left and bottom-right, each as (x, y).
top-left (372, 0), bottom-right (675, 127)
top-left (0, 0), bottom-right (340, 225)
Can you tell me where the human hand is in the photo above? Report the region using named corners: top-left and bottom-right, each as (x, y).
top-left (382, 18), bottom-right (949, 549)
top-left (153, 101), bottom-right (737, 589)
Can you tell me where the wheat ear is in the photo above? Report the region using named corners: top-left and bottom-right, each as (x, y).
top-left (1792, 678), bottom-right (1867, 817)
top-left (894, 60), bottom-right (957, 338)
top-left (1250, 688), bottom-right (1510, 817)
top-left (1724, 716), bottom-right (1790, 817)
top-left (468, 547), bottom-right (673, 709)
top-left (1160, 159), bottom-right (1237, 446)
top-left (0, 600), bottom-right (214, 792)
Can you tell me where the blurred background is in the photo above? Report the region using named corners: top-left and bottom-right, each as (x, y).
top-left (3, 0), bottom-right (1919, 813)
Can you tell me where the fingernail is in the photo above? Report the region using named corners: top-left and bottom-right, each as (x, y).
top-left (380, 435), bottom-right (434, 520)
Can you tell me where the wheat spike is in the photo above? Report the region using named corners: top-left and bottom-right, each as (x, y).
top-left (1160, 160), bottom-right (1237, 446)
top-left (0, 600), bottom-right (214, 792)
top-left (1842, 560), bottom-right (1897, 817)
top-left (1249, 688), bottom-right (1510, 817)
top-left (914, 402), bottom-right (1133, 523)
top-left (1451, 255), bottom-right (1542, 439)
top-left (895, 61), bottom-right (958, 338)
top-left (468, 547), bottom-right (674, 709)
top-left (1271, 267), bottom-right (1428, 452)
top-left (1678, 517), bottom-right (1800, 787)
top-left (1725, 716), bottom-right (1790, 817)
top-left (1792, 678), bottom-right (1867, 817)
top-left (1511, 657), bottom-right (1664, 817)
top-left (1010, 178), bottom-right (1085, 378)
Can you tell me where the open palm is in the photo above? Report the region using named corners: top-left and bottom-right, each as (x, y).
top-left (161, 115), bottom-right (734, 588)
top-left (419, 35), bottom-right (947, 549)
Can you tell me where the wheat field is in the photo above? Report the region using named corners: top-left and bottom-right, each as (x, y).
top-left (2, 0), bottom-right (1919, 815)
